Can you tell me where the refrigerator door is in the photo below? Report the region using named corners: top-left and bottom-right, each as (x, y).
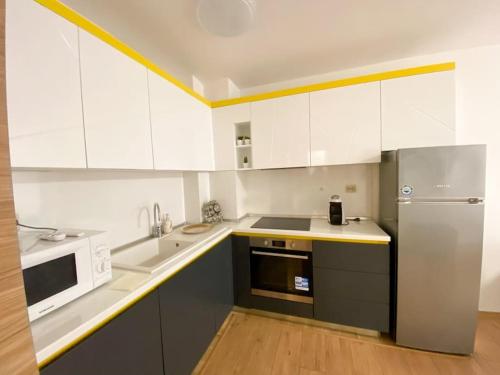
top-left (398, 145), bottom-right (486, 200)
top-left (396, 201), bottom-right (484, 354)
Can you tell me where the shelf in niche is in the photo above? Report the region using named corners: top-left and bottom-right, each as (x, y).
top-left (234, 121), bottom-right (252, 170)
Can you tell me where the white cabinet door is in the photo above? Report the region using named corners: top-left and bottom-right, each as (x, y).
top-left (381, 71), bottom-right (455, 151)
top-left (6, 0), bottom-right (86, 168)
top-left (212, 104), bottom-right (250, 170)
top-left (310, 82), bottom-right (381, 166)
top-left (79, 30), bottom-right (153, 169)
top-left (251, 94), bottom-right (310, 169)
top-left (148, 70), bottom-right (214, 171)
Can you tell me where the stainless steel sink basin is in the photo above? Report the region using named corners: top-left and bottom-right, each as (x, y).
top-left (112, 237), bottom-right (194, 273)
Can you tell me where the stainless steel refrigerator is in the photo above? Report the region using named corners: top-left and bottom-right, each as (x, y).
top-left (379, 144), bottom-right (486, 354)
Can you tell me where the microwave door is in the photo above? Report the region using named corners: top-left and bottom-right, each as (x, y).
top-left (23, 240), bottom-right (94, 321)
top-left (23, 253), bottom-right (78, 307)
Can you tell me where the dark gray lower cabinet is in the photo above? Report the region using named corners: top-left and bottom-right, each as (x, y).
top-left (41, 236), bottom-right (233, 375)
top-left (41, 291), bottom-right (164, 375)
top-left (232, 235), bottom-right (251, 308)
top-left (313, 240), bottom-right (390, 332)
top-left (213, 237), bottom-right (234, 330)
top-left (159, 236), bottom-right (233, 375)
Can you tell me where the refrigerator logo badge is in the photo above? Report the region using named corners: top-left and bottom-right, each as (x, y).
top-left (434, 184), bottom-right (451, 188)
top-left (401, 185), bottom-right (413, 195)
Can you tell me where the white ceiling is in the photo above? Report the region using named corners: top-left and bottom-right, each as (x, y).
top-left (61, 0), bottom-right (500, 91)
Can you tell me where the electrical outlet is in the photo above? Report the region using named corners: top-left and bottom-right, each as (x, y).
top-left (345, 184), bottom-right (357, 193)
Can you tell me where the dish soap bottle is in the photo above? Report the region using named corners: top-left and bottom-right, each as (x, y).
top-left (161, 213), bottom-right (173, 234)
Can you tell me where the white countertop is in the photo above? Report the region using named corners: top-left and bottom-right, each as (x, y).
top-left (31, 217), bottom-right (390, 366)
top-left (232, 216), bottom-right (391, 243)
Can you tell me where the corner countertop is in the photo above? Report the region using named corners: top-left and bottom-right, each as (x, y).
top-left (30, 216), bottom-right (390, 367)
top-left (231, 216), bottom-right (391, 243)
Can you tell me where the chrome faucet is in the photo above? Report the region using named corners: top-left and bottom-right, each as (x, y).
top-left (152, 202), bottom-right (162, 238)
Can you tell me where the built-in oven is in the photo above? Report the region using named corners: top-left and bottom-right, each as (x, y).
top-left (250, 237), bottom-right (313, 304)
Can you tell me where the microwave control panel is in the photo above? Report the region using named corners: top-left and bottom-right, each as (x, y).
top-left (89, 233), bottom-right (112, 287)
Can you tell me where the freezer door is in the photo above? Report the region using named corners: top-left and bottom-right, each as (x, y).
top-left (398, 145), bottom-right (486, 200)
top-left (396, 201), bottom-right (484, 354)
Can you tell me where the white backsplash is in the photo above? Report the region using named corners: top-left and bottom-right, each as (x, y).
top-left (236, 164), bottom-right (379, 219)
top-left (12, 170), bottom-right (185, 249)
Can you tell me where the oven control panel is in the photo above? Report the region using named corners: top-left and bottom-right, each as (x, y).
top-left (249, 237), bottom-right (312, 252)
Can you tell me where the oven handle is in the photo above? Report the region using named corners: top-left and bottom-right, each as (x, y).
top-left (251, 250), bottom-right (309, 260)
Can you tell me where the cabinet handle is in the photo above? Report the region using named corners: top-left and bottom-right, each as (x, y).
top-left (251, 250), bottom-right (309, 260)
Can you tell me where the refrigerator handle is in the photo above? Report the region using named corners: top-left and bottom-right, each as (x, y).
top-left (468, 198), bottom-right (483, 204)
top-left (396, 197), bottom-right (485, 204)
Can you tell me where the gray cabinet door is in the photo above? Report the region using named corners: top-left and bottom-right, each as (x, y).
top-left (313, 241), bottom-right (389, 274)
top-left (212, 237), bottom-right (234, 330)
top-left (159, 236), bottom-right (233, 375)
top-left (41, 291), bottom-right (164, 375)
top-left (313, 240), bottom-right (391, 332)
top-left (315, 268), bottom-right (390, 304)
top-left (159, 251), bottom-right (216, 375)
top-left (232, 235), bottom-right (251, 307)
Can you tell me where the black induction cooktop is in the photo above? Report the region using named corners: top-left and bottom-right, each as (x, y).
top-left (251, 217), bottom-right (311, 231)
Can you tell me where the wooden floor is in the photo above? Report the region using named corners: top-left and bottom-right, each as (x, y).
top-left (194, 311), bottom-right (500, 375)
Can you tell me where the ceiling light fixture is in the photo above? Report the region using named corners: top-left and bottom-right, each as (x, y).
top-left (196, 0), bottom-right (256, 37)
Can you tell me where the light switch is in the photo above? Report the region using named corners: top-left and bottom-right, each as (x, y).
top-left (345, 184), bottom-right (357, 193)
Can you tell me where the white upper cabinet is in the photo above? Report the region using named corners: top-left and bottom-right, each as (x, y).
top-left (6, 0), bottom-right (86, 168)
top-left (212, 104), bottom-right (250, 170)
top-left (381, 71), bottom-right (455, 151)
top-left (310, 82), bottom-right (381, 166)
top-left (251, 94), bottom-right (310, 169)
top-left (148, 70), bottom-right (214, 171)
top-left (79, 30), bottom-right (153, 169)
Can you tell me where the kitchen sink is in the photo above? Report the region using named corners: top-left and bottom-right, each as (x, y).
top-left (112, 237), bottom-right (194, 274)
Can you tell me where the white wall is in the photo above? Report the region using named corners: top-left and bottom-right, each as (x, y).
top-left (453, 46), bottom-right (500, 312)
top-left (241, 44), bottom-right (500, 312)
top-left (210, 170), bottom-right (247, 220)
top-left (183, 172), bottom-right (211, 224)
top-left (12, 170), bottom-right (185, 249)
top-left (239, 164), bottom-right (379, 218)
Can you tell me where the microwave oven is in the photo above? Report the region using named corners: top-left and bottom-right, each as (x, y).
top-left (19, 230), bottom-right (112, 322)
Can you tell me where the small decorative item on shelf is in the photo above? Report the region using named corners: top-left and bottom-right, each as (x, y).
top-left (244, 136), bottom-right (251, 145)
top-left (202, 200), bottom-right (223, 224)
top-left (236, 136), bottom-right (244, 146)
top-left (243, 156), bottom-right (249, 169)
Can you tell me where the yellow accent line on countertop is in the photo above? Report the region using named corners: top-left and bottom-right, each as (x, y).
top-left (37, 233), bottom-right (231, 369)
top-left (211, 62), bottom-right (456, 108)
top-left (231, 231), bottom-right (390, 245)
top-left (35, 0), bottom-right (211, 107)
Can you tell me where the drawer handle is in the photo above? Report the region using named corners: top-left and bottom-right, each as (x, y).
top-left (251, 250), bottom-right (309, 260)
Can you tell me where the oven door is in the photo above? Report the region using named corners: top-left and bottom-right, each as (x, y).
top-left (250, 247), bottom-right (313, 304)
top-left (21, 238), bottom-right (94, 321)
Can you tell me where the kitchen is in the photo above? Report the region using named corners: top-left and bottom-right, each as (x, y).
top-left (1, 0), bottom-right (500, 374)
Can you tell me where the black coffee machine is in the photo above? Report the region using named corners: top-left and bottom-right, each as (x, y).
top-left (329, 195), bottom-right (347, 225)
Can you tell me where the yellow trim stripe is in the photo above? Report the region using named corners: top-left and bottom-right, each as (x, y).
top-left (35, 0), bottom-right (211, 107)
top-left (32, 0), bottom-right (455, 110)
top-left (37, 234), bottom-right (231, 369)
top-left (231, 231), bottom-right (389, 245)
top-left (211, 62), bottom-right (455, 108)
